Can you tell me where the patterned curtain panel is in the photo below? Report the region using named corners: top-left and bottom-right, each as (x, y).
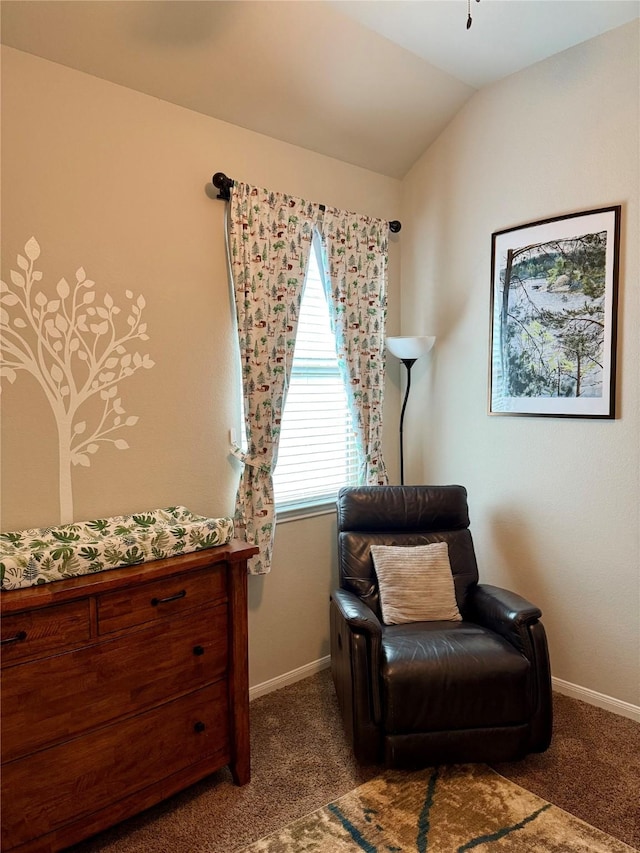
top-left (228, 183), bottom-right (318, 574)
top-left (320, 208), bottom-right (389, 486)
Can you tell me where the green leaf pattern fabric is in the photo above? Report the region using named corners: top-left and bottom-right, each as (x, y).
top-left (0, 506), bottom-right (234, 590)
top-left (228, 183), bottom-right (389, 575)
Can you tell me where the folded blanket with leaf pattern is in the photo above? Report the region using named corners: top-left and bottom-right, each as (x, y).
top-left (0, 506), bottom-right (234, 590)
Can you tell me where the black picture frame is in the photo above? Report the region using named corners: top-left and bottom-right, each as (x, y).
top-left (489, 205), bottom-right (621, 418)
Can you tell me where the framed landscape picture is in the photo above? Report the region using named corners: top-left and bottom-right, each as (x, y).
top-left (489, 205), bottom-right (621, 418)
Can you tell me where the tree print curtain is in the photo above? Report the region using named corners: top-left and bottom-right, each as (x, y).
top-left (320, 208), bottom-right (389, 486)
top-left (226, 183), bottom-right (390, 573)
top-left (228, 183), bottom-right (318, 574)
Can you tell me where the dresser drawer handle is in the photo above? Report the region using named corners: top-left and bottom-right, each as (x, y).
top-left (194, 721), bottom-right (206, 734)
top-left (193, 645), bottom-right (205, 656)
top-left (150, 589), bottom-right (186, 607)
top-left (1, 630), bottom-right (27, 645)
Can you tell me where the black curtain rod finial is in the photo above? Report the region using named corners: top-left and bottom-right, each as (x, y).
top-left (212, 172), bottom-right (234, 201)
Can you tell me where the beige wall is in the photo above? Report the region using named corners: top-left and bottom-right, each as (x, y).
top-left (4, 22), bottom-right (638, 709)
top-left (400, 22), bottom-right (639, 707)
top-left (0, 46), bottom-right (402, 688)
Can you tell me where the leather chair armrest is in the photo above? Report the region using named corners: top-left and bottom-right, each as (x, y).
top-left (330, 588), bottom-right (383, 728)
top-left (466, 583), bottom-right (541, 657)
top-left (467, 584), bottom-right (552, 752)
top-left (331, 588), bottom-right (383, 638)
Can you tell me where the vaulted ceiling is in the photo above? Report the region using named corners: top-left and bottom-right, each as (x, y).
top-left (1, 0), bottom-right (637, 178)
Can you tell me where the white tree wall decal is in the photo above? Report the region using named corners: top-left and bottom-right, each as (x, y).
top-left (1, 237), bottom-right (154, 523)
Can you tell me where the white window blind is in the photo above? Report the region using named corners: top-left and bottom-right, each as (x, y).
top-left (273, 238), bottom-right (360, 512)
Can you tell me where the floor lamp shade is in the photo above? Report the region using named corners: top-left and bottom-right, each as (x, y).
top-left (386, 336), bottom-right (435, 485)
top-left (386, 336), bottom-right (436, 360)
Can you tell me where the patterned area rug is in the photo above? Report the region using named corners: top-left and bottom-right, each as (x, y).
top-left (240, 764), bottom-right (637, 852)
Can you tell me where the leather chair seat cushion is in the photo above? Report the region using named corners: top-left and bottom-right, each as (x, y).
top-left (381, 621), bottom-right (531, 733)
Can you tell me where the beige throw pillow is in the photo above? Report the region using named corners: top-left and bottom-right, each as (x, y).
top-left (370, 542), bottom-right (462, 625)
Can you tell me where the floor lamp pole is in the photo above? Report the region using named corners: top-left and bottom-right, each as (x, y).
top-left (398, 358), bottom-right (417, 486)
top-left (386, 335), bottom-right (436, 486)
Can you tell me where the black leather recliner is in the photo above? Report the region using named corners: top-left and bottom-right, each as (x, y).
top-left (330, 485), bottom-right (552, 767)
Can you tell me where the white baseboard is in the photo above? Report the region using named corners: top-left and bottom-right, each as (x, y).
top-left (551, 676), bottom-right (640, 723)
top-left (250, 658), bottom-right (639, 724)
top-left (250, 655), bottom-right (331, 702)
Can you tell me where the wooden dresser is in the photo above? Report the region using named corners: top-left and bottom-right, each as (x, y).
top-left (0, 540), bottom-right (257, 853)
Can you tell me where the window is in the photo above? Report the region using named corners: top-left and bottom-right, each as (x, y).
top-left (273, 235), bottom-right (360, 514)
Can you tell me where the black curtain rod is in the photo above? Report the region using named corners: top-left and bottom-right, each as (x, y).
top-left (212, 172), bottom-right (401, 233)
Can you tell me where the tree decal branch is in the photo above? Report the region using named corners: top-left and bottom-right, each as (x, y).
top-left (1, 237), bottom-right (154, 522)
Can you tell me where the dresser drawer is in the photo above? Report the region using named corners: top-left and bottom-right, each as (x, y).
top-left (2, 604), bottom-right (228, 763)
top-left (97, 565), bottom-right (226, 634)
top-left (0, 600), bottom-right (90, 666)
top-left (1, 682), bottom-right (230, 850)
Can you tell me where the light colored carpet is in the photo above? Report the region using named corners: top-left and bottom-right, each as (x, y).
top-left (240, 764), bottom-right (636, 853)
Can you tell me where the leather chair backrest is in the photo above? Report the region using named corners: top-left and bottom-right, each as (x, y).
top-left (337, 485), bottom-right (479, 618)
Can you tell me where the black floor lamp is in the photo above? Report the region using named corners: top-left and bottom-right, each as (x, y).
top-left (386, 336), bottom-right (436, 485)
